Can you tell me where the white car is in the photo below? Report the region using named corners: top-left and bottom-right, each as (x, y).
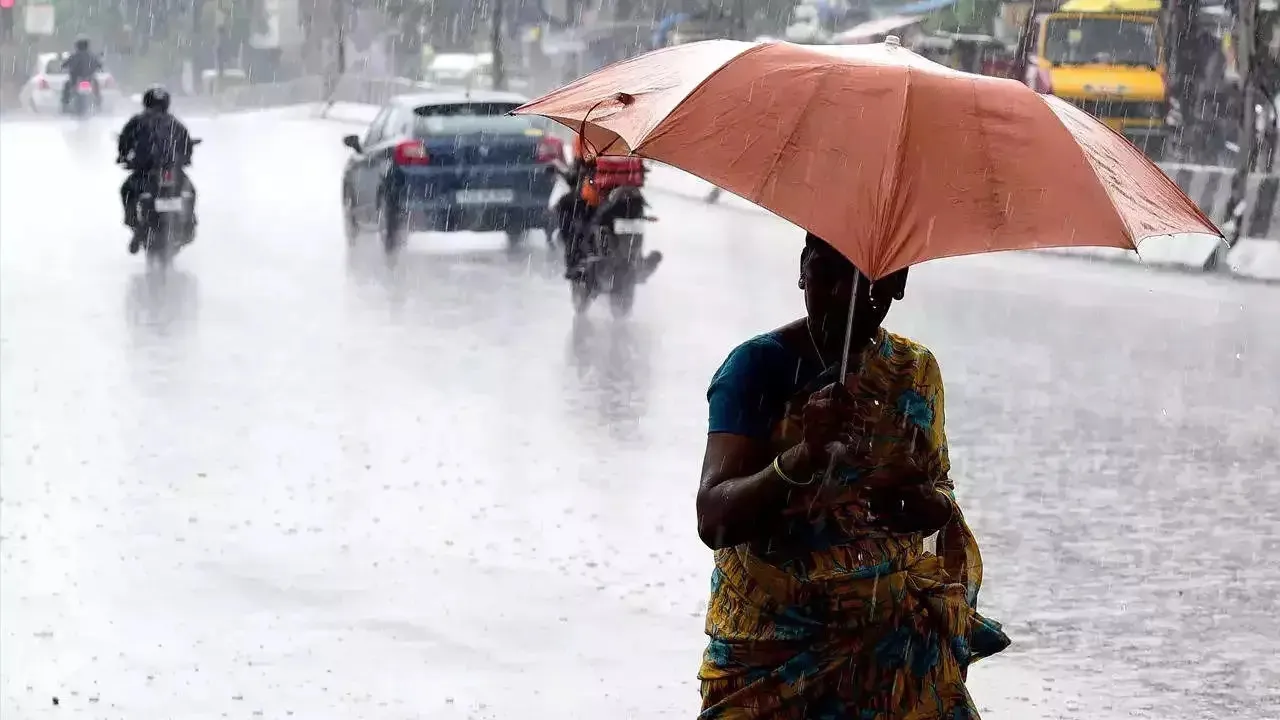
top-left (18, 52), bottom-right (124, 114)
top-left (424, 52), bottom-right (530, 93)
top-left (425, 52), bottom-right (491, 86)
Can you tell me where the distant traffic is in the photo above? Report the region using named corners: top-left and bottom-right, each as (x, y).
top-left (339, 90), bottom-right (559, 251)
top-left (339, 88), bottom-right (660, 316)
top-left (18, 50), bottom-right (122, 116)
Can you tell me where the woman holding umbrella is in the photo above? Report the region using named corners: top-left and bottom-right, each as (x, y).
top-left (695, 232), bottom-right (1005, 716)
top-left (513, 34), bottom-right (1218, 717)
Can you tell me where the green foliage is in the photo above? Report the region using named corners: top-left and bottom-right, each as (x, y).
top-left (928, 0), bottom-right (1002, 34)
top-left (45, 0), bottom-right (122, 38)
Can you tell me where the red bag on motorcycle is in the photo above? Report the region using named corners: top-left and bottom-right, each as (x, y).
top-left (591, 156), bottom-right (646, 195)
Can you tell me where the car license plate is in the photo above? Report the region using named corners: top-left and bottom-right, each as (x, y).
top-left (613, 218), bottom-right (646, 234)
top-left (154, 197), bottom-right (184, 213)
top-left (456, 189), bottom-right (514, 204)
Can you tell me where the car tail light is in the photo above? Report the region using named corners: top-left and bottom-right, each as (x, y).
top-left (536, 136), bottom-right (563, 163)
top-left (35, 76), bottom-right (49, 90)
top-left (78, 80), bottom-right (92, 91)
top-left (393, 140), bottom-right (430, 166)
top-left (160, 170), bottom-right (176, 186)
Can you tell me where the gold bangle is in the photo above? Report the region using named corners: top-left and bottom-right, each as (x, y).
top-left (773, 455), bottom-right (814, 487)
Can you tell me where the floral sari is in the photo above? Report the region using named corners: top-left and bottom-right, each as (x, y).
top-left (699, 330), bottom-right (1010, 719)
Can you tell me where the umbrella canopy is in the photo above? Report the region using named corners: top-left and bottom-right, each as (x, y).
top-left (513, 39), bottom-right (1220, 280)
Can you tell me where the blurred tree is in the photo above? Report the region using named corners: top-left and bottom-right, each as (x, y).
top-left (617, 0), bottom-right (794, 27)
top-left (213, 0), bottom-right (261, 61)
top-left (930, 0), bottom-right (1003, 35)
top-left (384, 0), bottom-right (428, 77)
top-left (0, 0), bottom-right (14, 44)
top-left (46, 0), bottom-right (124, 39)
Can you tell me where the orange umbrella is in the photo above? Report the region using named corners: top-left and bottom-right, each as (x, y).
top-left (513, 38), bottom-right (1221, 281)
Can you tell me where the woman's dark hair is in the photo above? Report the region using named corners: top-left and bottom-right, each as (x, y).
top-left (803, 232), bottom-right (908, 298)
top-left (803, 232), bottom-right (857, 276)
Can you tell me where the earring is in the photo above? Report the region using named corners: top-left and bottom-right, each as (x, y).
top-left (798, 276), bottom-right (806, 289)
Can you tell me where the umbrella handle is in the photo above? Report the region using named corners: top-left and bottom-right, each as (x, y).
top-left (576, 93), bottom-right (636, 160)
top-left (575, 101), bottom-right (601, 159)
top-left (821, 274), bottom-right (863, 488)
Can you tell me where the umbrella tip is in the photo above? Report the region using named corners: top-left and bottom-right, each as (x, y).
top-left (885, 35), bottom-right (902, 48)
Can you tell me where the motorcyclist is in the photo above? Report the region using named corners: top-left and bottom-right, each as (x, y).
top-left (553, 134), bottom-right (601, 278)
top-left (60, 36), bottom-right (103, 112)
top-left (118, 86), bottom-right (198, 254)
top-left (1257, 20), bottom-right (1279, 171)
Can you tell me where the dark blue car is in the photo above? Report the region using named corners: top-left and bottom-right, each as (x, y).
top-left (340, 90), bottom-right (563, 250)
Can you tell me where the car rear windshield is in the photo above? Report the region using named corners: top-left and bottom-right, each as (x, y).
top-left (412, 102), bottom-right (546, 135)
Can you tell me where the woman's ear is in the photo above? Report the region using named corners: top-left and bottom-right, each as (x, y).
top-left (890, 268), bottom-right (909, 300)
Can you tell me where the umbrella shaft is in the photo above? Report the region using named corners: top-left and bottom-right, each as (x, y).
top-left (819, 274), bottom-right (862, 490)
top-left (837, 273), bottom-right (860, 381)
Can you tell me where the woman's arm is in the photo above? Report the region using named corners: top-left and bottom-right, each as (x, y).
top-left (696, 438), bottom-right (815, 550)
top-left (697, 333), bottom-right (828, 550)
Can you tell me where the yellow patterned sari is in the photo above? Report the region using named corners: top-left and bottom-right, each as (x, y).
top-left (699, 329), bottom-right (1009, 719)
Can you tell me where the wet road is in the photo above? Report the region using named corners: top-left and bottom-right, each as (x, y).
top-left (2, 111), bottom-right (1278, 719)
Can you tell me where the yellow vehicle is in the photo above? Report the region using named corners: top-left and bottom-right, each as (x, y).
top-left (1020, 5), bottom-right (1169, 158)
top-left (1057, 0), bottom-right (1160, 13)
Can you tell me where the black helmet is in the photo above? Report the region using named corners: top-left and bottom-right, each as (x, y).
top-left (74, 36), bottom-right (90, 52)
top-left (142, 85), bottom-right (171, 113)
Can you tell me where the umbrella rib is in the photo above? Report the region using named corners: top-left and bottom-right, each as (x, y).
top-left (744, 67), bottom-right (831, 218)
top-left (634, 42), bottom-right (774, 155)
top-left (1036, 95), bottom-right (1144, 251)
top-left (875, 66), bottom-right (916, 278)
top-left (1053, 94), bottom-right (1222, 247)
top-left (966, 74), bottom-right (1005, 258)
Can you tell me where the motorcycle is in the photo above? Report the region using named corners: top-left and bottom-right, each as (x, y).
top-left (546, 156), bottom-right (663, 316)
top-left (66, 79), bottom-right (97, 119)
top-left (120, 138), bottom-right (202, 265)
top-left (1238, 95), bottom-right (1277, 172)
top-left (1259, 91), bottom-right (1279, 173)
top-left (568, 186), bottom-right (662, 317)
top-left (1220, 86), bottom-right (1278, 172)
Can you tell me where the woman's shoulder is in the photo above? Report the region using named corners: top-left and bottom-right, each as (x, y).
top-left (713, 324), bottom-right (807, 375)
top-left (879, 330), bottom-right (943, 380)
top-left (707, 324), bottom-right (811, 437)
top-left (879, 330), bottom-right (933, 359)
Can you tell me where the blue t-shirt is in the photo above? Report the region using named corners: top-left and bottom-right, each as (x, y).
top-left (707, 331), bottom-right (824, 439)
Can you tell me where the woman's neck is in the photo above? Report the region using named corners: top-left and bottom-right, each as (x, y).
top-left (805, 319), bottom-right (875, 368)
